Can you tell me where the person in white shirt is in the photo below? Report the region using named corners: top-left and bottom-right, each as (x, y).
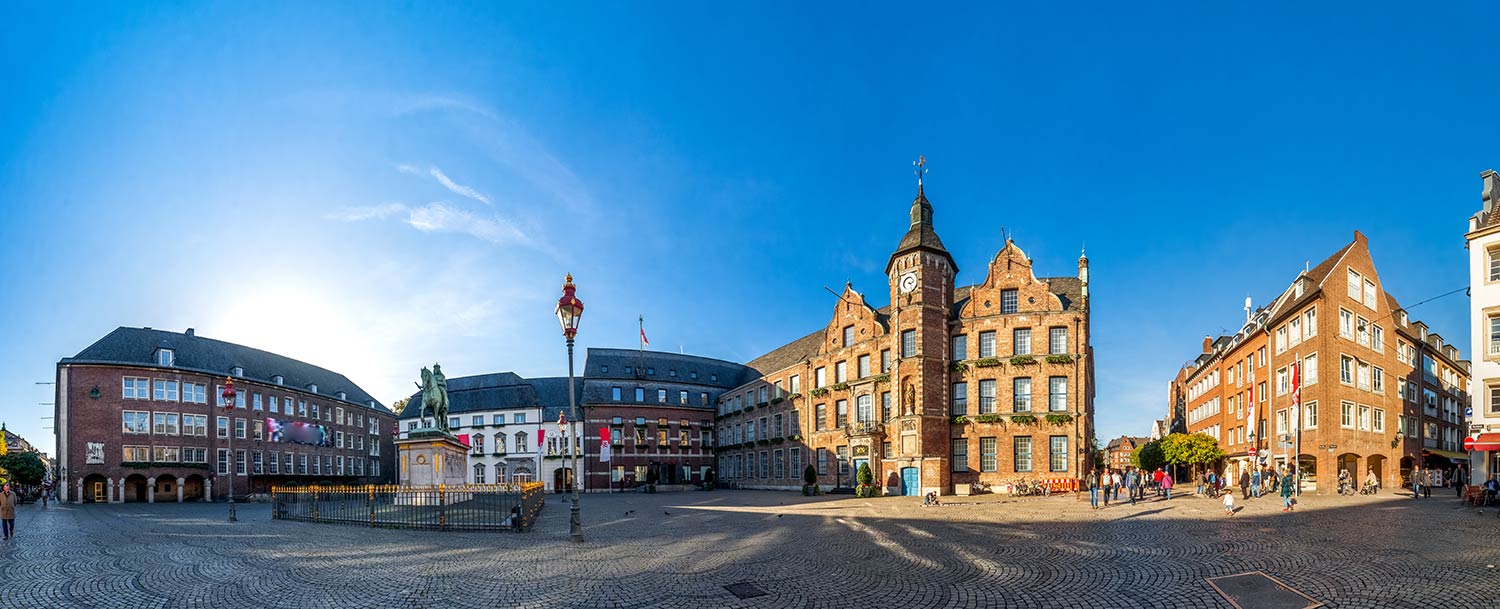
top-left (1223, 489), bottom-right (1235, 516)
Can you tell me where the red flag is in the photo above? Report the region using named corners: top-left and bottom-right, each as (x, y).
top-left (640, 326), bottom-right (650, 348)
top-left (600, 427), bottom-right (610, 443)
top-left (1290, 360), bottom-right (1301, 431)
top-left (457, 433), bottom-right (470, 447)
top-left (537, 429), bottom-right (545, 445)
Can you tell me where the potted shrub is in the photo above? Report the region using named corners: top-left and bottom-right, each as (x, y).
top-left (855, 462), bottom-right (878, 498)
top-left (802, 464), bottom-right (819, 496)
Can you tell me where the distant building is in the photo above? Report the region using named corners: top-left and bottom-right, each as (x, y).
top-left (1104, 436), bottom-right (1148, 471)
top-left (1169, 232), bottom-right (1470, 492)
top-left (1466, 169), bottom-right (1500, 484)
top-left (56, 327), bottom-right (398, 503)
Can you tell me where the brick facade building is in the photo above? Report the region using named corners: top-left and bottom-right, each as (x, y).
top-left (1104, 436), bottom-right (1147, 471)
top-left (1171, 232), bottom-right (1470, 492)
top-left (56, 327), bottom-right (397, 503)
top-left (715, 183), bottom-right (1095, 496)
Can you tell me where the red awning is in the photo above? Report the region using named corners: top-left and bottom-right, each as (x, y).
top-left (1473, 433), bottom-right (1500, 452)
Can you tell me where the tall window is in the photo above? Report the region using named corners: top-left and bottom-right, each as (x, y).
top-left (473, 463), bottom-right (486, 483)
top-left (857, 354), bottom-right (870, 378)
top-left (901, 330), bottom-right (916, 357)
top-left (815, 367), bottom-right (826, 388)
top-left (635, 387), bottom-right (645, 401)
top-left (1357, 361), bottom-right (1371, 390)
top-left (790, 374), bottom-right (801, 393)
top-left (612, 387), bottom-right (622, 400)
top-left (657, 389), bottom-right (667, 403)
top-left (1304, 401), bottom-right (1318, 429)
top-left (1339, 309), bottom-right (1354, 338)
top-left (856, 394), bottom-right (872, 423)
top-left (835, 361), bottom-right (847, 383)
top-left (1340, 356), bottom-right (1354, 384)
top-left (1372, 325), bottom-right (1384, 351)
top-left (1303, 354), bottom-right (1318, 385)
top-left (977, 331), bottom-right (996, 358)
top-left (1347, 268), bottom-right (1361, 299)
top-left (1341, 401), bottom-right (1354, 428)
top-left (951, 382), bottom-right (968, 415)
top-left (1012, 378), bottom-right (1031, 412)
top-left (1049, 436), bottom-right (1068, 472)
top-left (977, 379), bottom-right (997, 413)
top-left (951, 335), bottom-right (967, 361)
top-left (952, 439), bottom-right (969, 472)
top-left (1012, 328), bottom-right (1032, 355)
top-left (1000, 289), bottom-right (1018, 313)
top-left (835, 400), bottom-right (848, 427)
top-left (880, 392), bottom-right (891, 422)
top-left (1372, 367), bottom-right (1384, 393)
top-left (1049, 327), bottom-right (1068, 354)
top-left (1048, 377), bottom-right (1067, 411)
top-left (880, 350), bottom-right (891, 372)
top-left (815, 404), bottom-right (826, 431)
top-left (980, 437), bottom-right (998, 472)
top-left (1363, 279), bottom-right (1377, 309)
top-left (1305, 307), bottom-right (1317, 338)
top-left (1013, 436), bottom-right (1033, 472)
top-left (842, 325), bottom-right (854, 347)
top-left (1358, 404), bottom-right (1371, 430)
top-left (1373, 408), bottom-right (1385, 433)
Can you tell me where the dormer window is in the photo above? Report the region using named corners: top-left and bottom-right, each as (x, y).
top-left (230, 366), bottom-right (243, 377)
top-left (336, 391), bottom-right (347, 400)
top-left (367, 400), bottom-right (376, 408)
top-left (272, 375), bottom-right (284, 385)
top-left (155, 349), bottom-right (175, 367)
top-left (307, 383), bottom-right (318, 394)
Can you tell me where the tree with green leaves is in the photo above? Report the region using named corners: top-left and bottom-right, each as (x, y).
top-left (1130, 440), bottom-right (1166, 472)
top-left (0, 452), bottom-right (46, 486)
top-left (1159, 432), bottom-right (1225, 481)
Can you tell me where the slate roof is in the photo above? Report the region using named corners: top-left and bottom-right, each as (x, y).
top-left (398, 372), bottom-right (582, 422)
top-left (887, 189), bottom-right (958, 274)
top-left (62, 326), bottom-right (384, 411)
top-left (580, 349), bottom-right (756, 409)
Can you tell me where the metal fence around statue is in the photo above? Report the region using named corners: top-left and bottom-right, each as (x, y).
top-left (271, 483), bottom-right (545, 531)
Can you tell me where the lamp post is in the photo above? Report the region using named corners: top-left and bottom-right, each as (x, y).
top-left (221, 377), bottom-right (238, 522)
top-left (555, 274), bottom-right (585, 543)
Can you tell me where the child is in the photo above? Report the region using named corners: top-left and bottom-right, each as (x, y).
top-left (1223, 489), bottom-right (1235, 516)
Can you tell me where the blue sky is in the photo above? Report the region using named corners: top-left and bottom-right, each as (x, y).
top-left (2, 3), bottom-right (1496, 455)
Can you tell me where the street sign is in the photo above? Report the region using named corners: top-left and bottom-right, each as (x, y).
top-left (1248, 448), bottom-right (1257, 457)
top-left (1467, 407), bottom-right (1473, 418)
top-left (1464, 437), bottom-right (1476, 451)
top-left (1279, 441), bottom-right (1294, 448)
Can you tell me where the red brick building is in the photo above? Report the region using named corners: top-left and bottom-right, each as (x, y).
top-left (715, 182), bottom-right (1095, 495)
top-left (1171, 232), bottom-right (1470, 492)
top-left (56, 327), bottom-right (398, 503)
top-left (1104, 436), bottom-right (1148, 471)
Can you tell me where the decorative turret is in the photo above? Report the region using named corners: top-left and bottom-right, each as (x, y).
top-left (1078, 247), bottom-right (1089, 299)
top-left (886, 156), bottom-right (957, 275)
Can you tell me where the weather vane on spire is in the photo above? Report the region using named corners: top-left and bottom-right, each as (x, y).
top-left (913, 155), bottom-right (926, 189)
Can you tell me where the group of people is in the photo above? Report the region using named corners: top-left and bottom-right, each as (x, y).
top-left (1408, 466), bottom-right (1462, 499)
top-left (1085, 467), bottom-right (1177, 509)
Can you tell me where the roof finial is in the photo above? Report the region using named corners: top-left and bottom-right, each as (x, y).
top-left (913, 155), bottom-right (926, 193)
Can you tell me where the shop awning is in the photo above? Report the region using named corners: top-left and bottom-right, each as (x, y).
top-left (1472, 433), bottom-right (1500, 452)
top-left (1423, 448), bottom-right (1470, 461)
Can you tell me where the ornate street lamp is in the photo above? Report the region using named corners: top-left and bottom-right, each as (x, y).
top-left (555, 274), bottom-right (585, 543)
top-left (221, 377), bottom-right (238, 522)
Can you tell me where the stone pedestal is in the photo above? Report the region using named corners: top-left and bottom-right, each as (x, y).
top-left (396, 430), bottom-right (469, 496)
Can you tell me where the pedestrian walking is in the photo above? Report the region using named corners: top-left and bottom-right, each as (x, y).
top-left (1422, 469), bottom-right (1432, 499)
top-left (1111, 470), bottom-right (1122, 505)
top-left (0, 484), bottom-right (15, 540)
top-left (1223, 489), bottom-right (1235, 516)
top-left (1280, 472), bottom-right (1295, 512)
top-left (1154, 469), bottom-right (1164, 497)
top-left (1456, 466), bottom-right (1468, 499)
top-left (1251, 468), bottom-right (1262, 498)
top-left (1239, 470), bottom-right (1250, 500)
top-left (1087, 470), bottom-right (1100, 510)
top-left (1126, 468), bottom-right (1139, 505)
top-left (1102, 469), bottom-right (1113, 506)
top-left (1162, 471), bottom-right (1174, 500)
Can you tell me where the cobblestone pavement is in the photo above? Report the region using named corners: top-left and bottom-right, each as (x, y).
top-left (0, 488), bottom-right (1497, 608)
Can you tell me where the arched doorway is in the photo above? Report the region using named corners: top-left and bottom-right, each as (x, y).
top-left (183, 475), bottom-right (206, 501)
top-left (153, 474), bottom-right (179, 502)
top-left (1400, 456), bottom-right (1415, 487)
top-left (553, 467), bottom-right (573, 493)
top-left (1296, 454), bottom-right (1318, 493)
top-left (123, 474), bottom-right (149, 502)
top-left (1367, 455), bottom-right (1387, 489)
top-left (82, 474), bottom-right (108, 503)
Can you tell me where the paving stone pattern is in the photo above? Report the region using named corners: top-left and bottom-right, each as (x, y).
top-left (0, 489), bottom-right (1495, 608)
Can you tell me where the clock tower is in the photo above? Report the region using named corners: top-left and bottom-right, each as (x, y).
top-left (884, 167), bottom-right (957, 497)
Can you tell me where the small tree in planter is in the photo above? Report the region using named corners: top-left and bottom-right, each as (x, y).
top-left (855, 462), bottom-right (878, 498)
top-left (802, 464), bottom-right (819, 496)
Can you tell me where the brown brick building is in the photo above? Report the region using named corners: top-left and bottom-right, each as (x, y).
top-left (1171, 232), bottom-right (1470, 492)
top-left (55, 327), bottom-right (398, 503)
top-left (1105, 436), bottom-right (1148, 471)
top-left (715, 183), bottom-right (1095, 496)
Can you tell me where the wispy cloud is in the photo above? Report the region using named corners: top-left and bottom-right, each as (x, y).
top-left (328, 202), bottom-right (529, 246)
top-left (325, 202), bottom-right (406, 222)
top-left (428, 167), bottom-right (491, 205)
top-left (407, 202), bottom-right (526, 245)
top-left (397, 164), bottom-right (492, 206)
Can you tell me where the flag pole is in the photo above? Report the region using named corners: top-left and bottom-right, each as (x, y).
top-left (1293, 352), bottom-right (1302, 496)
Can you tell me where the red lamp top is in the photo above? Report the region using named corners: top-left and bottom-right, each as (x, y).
top-left (555, 273), bottom-right (584, 339)
top-left (220, 376), bottom-right (237, 410)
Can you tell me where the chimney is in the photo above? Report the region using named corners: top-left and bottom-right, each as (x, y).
top-left (1202, 336), bottom-right (1214, 354)
top-left (185, 328), bottom-right (195, 337)
top-left (1244, 296), bottom-right (1252, 322)
top-left (1078, 247), bottom-right (1089, 298)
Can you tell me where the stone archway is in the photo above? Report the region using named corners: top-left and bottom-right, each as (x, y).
top-left (1367, 455), bottom-right (1387, 489)
top-left (82, 474), bottom-right (108, 503)
top-left (153, 474), bottom-right (179, 503)
top-left (553, 467), bottom-right (573, 493)
top-left (183, 475), bottom-right (206, 501)
top-left (123, 474), bottom-right (149, 502)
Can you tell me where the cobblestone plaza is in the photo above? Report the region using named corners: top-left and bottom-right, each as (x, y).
top-left (0, 490), bottom-right (1496, 608)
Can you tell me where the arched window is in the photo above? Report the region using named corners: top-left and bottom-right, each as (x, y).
top-left (515, 432), bottom-right (528, 453)
top-left (472, 433), bottom-right (485, 452)
top-left (473, 462), bottom-right (486, 483)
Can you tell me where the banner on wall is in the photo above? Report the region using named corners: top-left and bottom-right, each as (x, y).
top-left (266, 418), bottom-right (330, 446)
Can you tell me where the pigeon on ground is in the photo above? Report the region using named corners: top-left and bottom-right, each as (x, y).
top-left (664, 511), bottom-right (671, 516)
top-left (624, 510), bottom-right (634, 516)
top-left (777, 514), bottom-right (784, 518)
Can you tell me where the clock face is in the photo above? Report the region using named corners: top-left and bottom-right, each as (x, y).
top-left (898, 273), bottom-right (918, 294)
